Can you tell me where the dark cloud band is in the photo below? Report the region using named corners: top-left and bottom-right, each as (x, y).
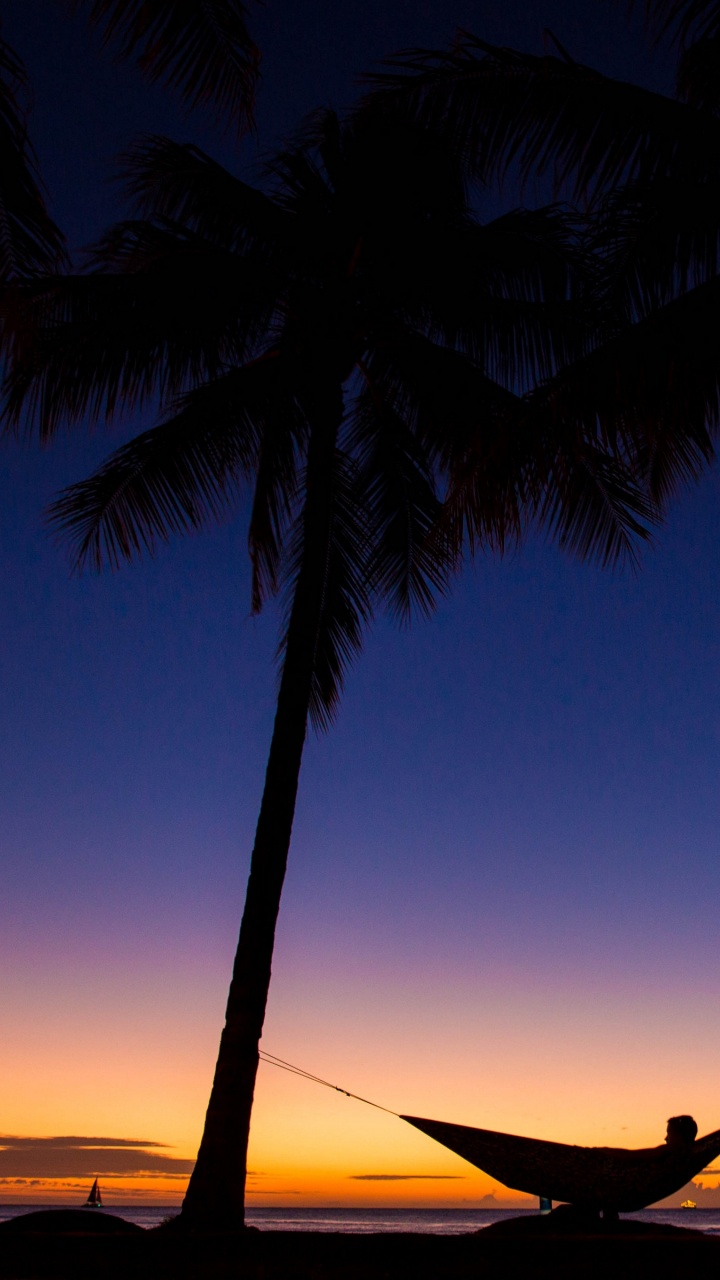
top-left (0, 1136), bottom-right (192, 1179)
top-left (350, 1174), bottom-right (465, 1181)
top-left (0, 1137), bottom-right (165, 1150)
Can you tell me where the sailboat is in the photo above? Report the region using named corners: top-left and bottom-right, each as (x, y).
top-left (84, 1178), bottom-right (103, 1208)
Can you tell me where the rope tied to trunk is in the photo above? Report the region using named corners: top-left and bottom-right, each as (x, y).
top-left (259, 1050), bottom-right (398, 1115)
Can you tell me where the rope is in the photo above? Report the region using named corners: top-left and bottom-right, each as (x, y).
top-left (258, 1050), bottom-right (398, 1116)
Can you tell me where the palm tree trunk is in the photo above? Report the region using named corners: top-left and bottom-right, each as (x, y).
top-left (180, 385), bottom-right (343, 1230)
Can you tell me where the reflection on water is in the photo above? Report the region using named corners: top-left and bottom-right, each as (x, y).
top-left (1, 1204), bottom-right (720, 1234)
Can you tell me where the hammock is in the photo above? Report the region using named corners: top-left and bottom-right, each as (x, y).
top-left (258, 1052), bottom-right (720, 1213)
top-left (402, 1115), bottom-right (720, 1212)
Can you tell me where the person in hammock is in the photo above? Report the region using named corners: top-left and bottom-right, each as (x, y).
top-left (665, 1115), bottom-right (697, 1148)
top-left (623, 1114), bottom-right (698, 1161)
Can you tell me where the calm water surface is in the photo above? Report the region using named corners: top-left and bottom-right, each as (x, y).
top-left (1, 1205), bottom-right (719, 1234)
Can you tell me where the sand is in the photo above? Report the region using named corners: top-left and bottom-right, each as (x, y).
top-left (1, 1210), bottom-right (719, 1278)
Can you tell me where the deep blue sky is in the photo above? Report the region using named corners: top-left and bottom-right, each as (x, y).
top-left (3, 0), bottom-right (720, 1204)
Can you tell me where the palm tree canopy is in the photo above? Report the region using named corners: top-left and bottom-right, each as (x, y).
top-left (639, 0), bottom-right (720, 45)
top-left (634, 0), bottom-right (720, 108)
top-left (0, 37), bottom-right (66, 283)
top-left (3, 113), bottom-right (654, 720)
top-left (366, 9), bottom-right (720, 507)
top-left (72, 0), bottom-right (260, 133)
top-left (367, 33), bottom-right (719, 197)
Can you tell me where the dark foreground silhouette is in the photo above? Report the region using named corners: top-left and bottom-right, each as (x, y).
top-left (481, 1204), bottom-right (704, 1237)
top-left (1, 1209), bottom-right (720, 1280)
top-left (0, 1210), bottom-right (142, 1235)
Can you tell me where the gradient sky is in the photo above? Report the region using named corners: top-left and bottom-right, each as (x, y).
top-left (2, 0), bottom-right (720, 1211)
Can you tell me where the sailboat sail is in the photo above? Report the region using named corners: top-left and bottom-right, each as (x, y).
top-left (84, 1178), bottom-right (102, 1208)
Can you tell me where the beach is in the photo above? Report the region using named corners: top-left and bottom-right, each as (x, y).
top-left (2, 1204), bottom-right (720, 1234)
top-left (2, 1208), bottom-right (720, 1279)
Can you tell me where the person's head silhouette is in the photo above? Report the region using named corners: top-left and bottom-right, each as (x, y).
top-left (665, 1115), bottom-right (698, 1147)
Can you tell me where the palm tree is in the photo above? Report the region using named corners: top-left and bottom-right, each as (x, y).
top-left (365, 0), bottom-right (720, 509)
top-left (1, 103), bottom-right (652, 1225)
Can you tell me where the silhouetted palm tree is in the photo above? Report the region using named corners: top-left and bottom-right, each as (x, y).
top-left (2, 104), bottom-right (652, 1225)
top-left (367, 0), bottom-right (720, 507)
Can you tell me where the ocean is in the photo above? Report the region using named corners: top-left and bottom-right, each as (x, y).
top-left (1, 1205), bottom-right (719, 1234)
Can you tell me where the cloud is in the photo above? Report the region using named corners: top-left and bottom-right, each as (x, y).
top-left (350, 1174), bottom-right (465, 1181)
top-left (0, 1137), bottom-right (166, 1150)
top-left (0, 1179), bottom-right (46, 1187)
top-left (0, 1136), bottom-right (193, 1180)
top-left (461, 1192), bottom-right (534, 1207)
top-left (655, 1178), bottom-right (720, 1208)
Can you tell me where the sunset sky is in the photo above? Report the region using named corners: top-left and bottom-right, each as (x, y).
top-left (2, 0), bottom-right (720, 1211)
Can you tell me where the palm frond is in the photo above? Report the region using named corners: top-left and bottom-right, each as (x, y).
top-left (248, 374), bottom-right (306, 614)
top-left (536, 438), bottom-right (657, 567)
top-left (364, 332), bottom-right (515, 454)
top-left (369, 334), bottom-right (532, 558)
top-left (47, 357), bottom-right (292, 570)
top-left (0, 38), bottom-right (66, 283)
top-left (470, 207), bottom-right (584, 300)
top-left (350, 353), bottom-right (458, 619)
top-left (3, 247), bottom-right (276, 438)
top-left (358, 204), bottom-right (592, 398)
top-left (530, 274), bottom-right (720, 506)
top-left (373, 329), bottom-right (656, 570)
top-left (279, 449), bottom-right (372, 732)
top-left (639, 0), bottom-right (720, 45)
top-left (419, 209), bottom-right (594, 389)
top-left (366, 34), bottom-right (720, 198)
top-left (592, 177), bottom-right (720, 318)
top-left (676, 34), bottom-right (720, 108)
top-left (120, 138), bottom-right (292, 258)
top-left (74, 0), bottom-right (260, 133)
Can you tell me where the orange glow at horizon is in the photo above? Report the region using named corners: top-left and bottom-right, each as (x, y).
top-left (5, 865), bottom-right (720, 1209)
top-left (4, 1035), bottom-right (720, 1208)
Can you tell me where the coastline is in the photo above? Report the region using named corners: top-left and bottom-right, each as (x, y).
top-left (1, 1204), bottom-right (718, 1234)
top-left (1, 1215), bottom-right (720, 1280)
